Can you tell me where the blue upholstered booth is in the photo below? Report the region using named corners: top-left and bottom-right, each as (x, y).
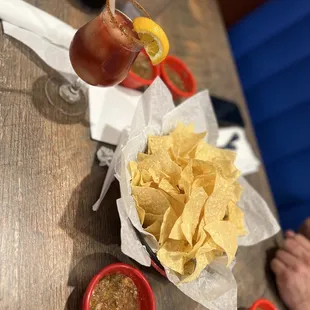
top-left (229, 0), bottom-right (310, 230)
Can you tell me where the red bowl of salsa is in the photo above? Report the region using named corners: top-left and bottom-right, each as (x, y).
top-left (249, 299), bottom-right (277, 310)
top-left (82, 263), bottom-right (155, 310)
top-left (121, 49), bottom-right (160, 89)
top-left (160, 55), bottom-right (196, 99)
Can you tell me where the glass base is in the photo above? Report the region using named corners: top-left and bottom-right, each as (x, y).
top-left (45, 77), bottom-right (87, 116)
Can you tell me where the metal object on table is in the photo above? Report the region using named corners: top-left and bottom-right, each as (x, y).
top-left (133, 227), bottom-right (166, 276)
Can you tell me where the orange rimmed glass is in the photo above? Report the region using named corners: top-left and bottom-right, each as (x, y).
top-left (45, 0), bottom-right (149, 116)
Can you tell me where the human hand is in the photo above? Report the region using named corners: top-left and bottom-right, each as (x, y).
top-left (271, 230), bottom-right (310, 310)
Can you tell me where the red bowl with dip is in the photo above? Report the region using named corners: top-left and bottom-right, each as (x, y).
top-left (82, 263), bottom-right (155, 310)
top-left (160, 55), bottom-right (196, 99)
top-left (249, 299), bottom-right (277, 310)
top-left (121, 49), bottom-right (160, 89)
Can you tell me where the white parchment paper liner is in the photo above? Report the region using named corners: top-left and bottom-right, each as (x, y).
top-left (93, 77), bottom-right (280, 310)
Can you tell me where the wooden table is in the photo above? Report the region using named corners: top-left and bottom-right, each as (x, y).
top-left (0, 0), bottom-right (285, 309)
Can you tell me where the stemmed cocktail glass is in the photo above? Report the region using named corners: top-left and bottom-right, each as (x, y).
top-left (45, 0), bottom-right (150, 116)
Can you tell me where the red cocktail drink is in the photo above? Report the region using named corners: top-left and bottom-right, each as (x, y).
top-left (70, 7), bottom-right (142, 86)
top-left (45, 1), bottom-right (168, 116)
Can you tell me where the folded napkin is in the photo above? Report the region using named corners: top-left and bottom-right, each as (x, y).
top-left (0, 0), bottom-right (75, 49)
top-left (217, 126), bottom-right (260, 175)
top-left (89, 85), bottom-right (142, 144)
top-left (2, 22), bottom-right (76, 79)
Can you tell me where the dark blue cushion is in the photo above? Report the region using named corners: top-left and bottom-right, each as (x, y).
top-left (229, 0), bottom-right (310, 231)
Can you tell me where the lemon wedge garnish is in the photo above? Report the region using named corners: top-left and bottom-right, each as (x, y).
top-left (133, 17), bottom-right (169, 65)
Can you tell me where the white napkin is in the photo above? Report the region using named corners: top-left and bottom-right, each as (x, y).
top-left (2, 22), bottom-right (76, 79)
top-left (217, 127), bottom-right (260, 175)
top-left (0, 0), bottom-right (77, 80)
top-left (0, 0), bottom-right (75, 49)
top-left (88, 85), bottom-right (142, 144)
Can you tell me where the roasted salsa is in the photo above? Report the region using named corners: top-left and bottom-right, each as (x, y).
top-left (131, 53), bottom-right (153, 80)
top-left (165, 64), bottom-right (188, 92)
top-left (90, 273), bottom-right (139, 310)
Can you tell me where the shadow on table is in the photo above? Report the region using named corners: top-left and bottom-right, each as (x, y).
top-left (59, 145), bottom-right (120, 246)
top-left (32, 75), bottom-right (88, 126)
top-left (6, 37), bottom-right (88, 125)
top-left (67, 0), bottom-right (104, 13)
top-left (59, 147), bottom-right (128, 309)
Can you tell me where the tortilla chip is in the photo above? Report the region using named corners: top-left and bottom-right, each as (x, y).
top-left (227, 201), bottom-right (247, 236)
top-left (137, 152), bottom-right (149, 162)
top-left (203, 174), bottom-right (235, 224)
top-left (175, 156), bottom-right (190, 169)
top-left (129, 161), bottom-right (141, 186)
top-left (232, 182), bottom-right (243, 202)
top-left (195, 140), bottom-right (236, 162)
top-left (148, 135), bottom-right (173, 154)
top-left (171, 124), bottom-right (206, 158)
top-left (192, 174), bottom-right (216, 196)
top-left (169, 216), bottom-right (185, 240)
top-left (181, 187), bottom-right (208, 246)
top-left (204, 221), bottom-right (238, 266)
top-left (213, 158), bottom-right (240, 182)
top-left (164, 193), bottom-right (185, 217)
top-left (158, 178), bottom-right (179, 194)
top-left (138, 150), bottom-right (181, 186)
top-left (140, 169), bottom-right (153, 186)
top-left (157, 239), bottom-right (190, 275)
top-left (144, 213), bottom-right (163, 227)
top-left (132, 186), bottom-right (170, 215)
top-left (181, 242), bottom-right (216, 283)
top-left (145, 220), bottom-right (162, 238)
top-left (191, 159), bottom-right (215, 177)
top-left (148, 168), bottom-right (161, 184)
top-left (183, 260), bottom-right (196, 276)
top-left (159, 207), bottom-right (178, 245)
top-left (178, 161), bottom-right (194, 198)
top-left (186, 228), bottom-right (207, 262)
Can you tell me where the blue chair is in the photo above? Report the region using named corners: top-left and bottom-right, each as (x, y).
top-left (229, 0), bottom-right (310, 231)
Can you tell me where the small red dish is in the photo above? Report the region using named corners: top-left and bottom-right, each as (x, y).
top-left (82, 263), bottom-right (155, 310)
top-left (160, 55), bottom-right (196, 99)
top-left (249, 298), bottom-right (277, 310)
top-left (121, 49), bottom-right (160, 89)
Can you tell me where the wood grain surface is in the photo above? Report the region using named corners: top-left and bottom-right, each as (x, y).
top-left (0, 0), bottom-right (286, 309)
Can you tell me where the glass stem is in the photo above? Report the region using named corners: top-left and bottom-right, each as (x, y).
top-left (59, 77), bottom-right (84, 105)
top-left (69, 77), bottom-right (83, 94)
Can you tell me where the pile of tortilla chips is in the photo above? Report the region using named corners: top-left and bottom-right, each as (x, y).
top-left (129, 123), bottom-right (247, 282)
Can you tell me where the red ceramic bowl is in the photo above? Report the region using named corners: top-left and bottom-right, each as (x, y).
top-left (249, 299), bottom-right (277, 310)
top-left (160, 55), bottom-right (196, 99)
top-left (121, 49), bottom-right (160, 89)
top-left (82, 263), bottom-right (155, 310)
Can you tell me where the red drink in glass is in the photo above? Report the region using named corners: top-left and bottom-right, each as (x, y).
top-left (69, 8), bottom-right (142, 87)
